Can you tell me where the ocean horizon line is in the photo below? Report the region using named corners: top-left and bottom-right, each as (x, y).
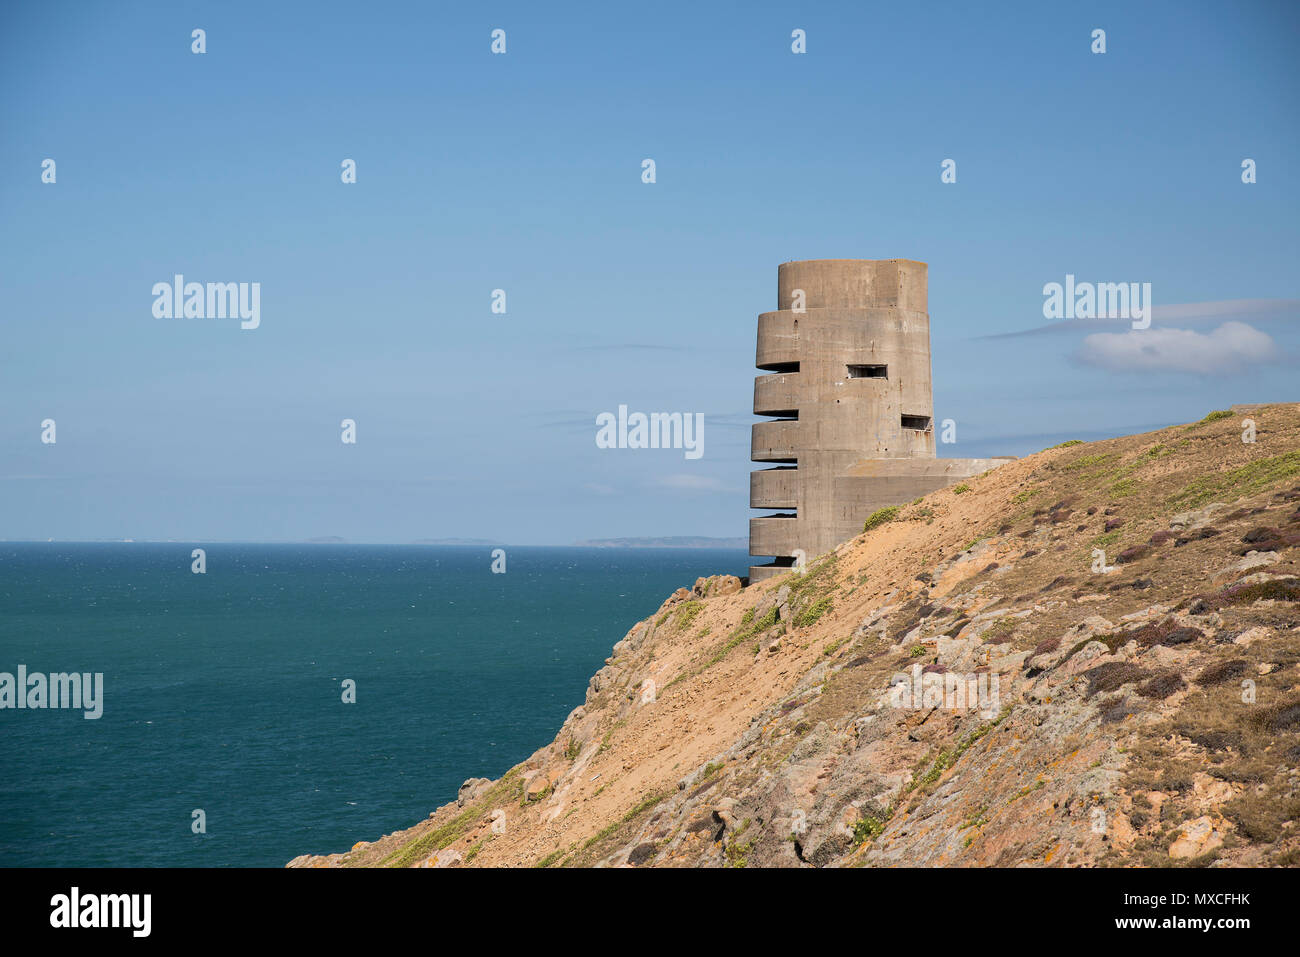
top-left (0, 538), bottom-right (750, 548)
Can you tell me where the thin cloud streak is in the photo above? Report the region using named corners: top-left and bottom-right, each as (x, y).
top-left (974, 299), bottom-right (1299, 341)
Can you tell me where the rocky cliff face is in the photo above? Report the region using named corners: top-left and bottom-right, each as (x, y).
top-left (289, 405), bottom-right (1300, 868)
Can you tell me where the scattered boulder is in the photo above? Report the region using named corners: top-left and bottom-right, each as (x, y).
top-left (457, 778), bottom-right (492, 808)
top-left (1169, 816), bottom-right (1228, 860)
top-left (416, 848), bottom-right (463, 868)
top-left (1170, 503), bottom-right (1226, 531)
top-left (694, 575), bottom-right (743, 598)
top-left (1231, 626), bottom-right (1270, 647)
top-left (525, 772), bottom-right (553, 802)
top-left (1212, 552), bottom-right (1279, 582)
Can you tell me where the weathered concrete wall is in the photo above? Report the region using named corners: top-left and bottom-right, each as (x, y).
top-left (826, 457), bottom-right (1014, 549)
top-left (749, 259), bottom-right (1010, 581)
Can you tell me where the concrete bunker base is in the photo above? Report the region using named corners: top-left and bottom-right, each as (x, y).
top-left (747, 458), bottom-right (1011, 583)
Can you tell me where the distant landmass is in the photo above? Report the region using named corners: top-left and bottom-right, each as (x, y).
top-left (572, 536), bottom-right (748, 549)
top-left (410, 538), bottom-right (501, 546)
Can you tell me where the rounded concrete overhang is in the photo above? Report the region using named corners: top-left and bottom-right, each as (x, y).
top-left (751, 419), bottom-right (800, 462)
top-left (750, 467), bottom-right (797, 508)
top-left (756, 311), bottom-right (799, 369)
top-left (753, 371), bottom-right (800, 416)
top-left (749, 514), bottom-right (800, 558)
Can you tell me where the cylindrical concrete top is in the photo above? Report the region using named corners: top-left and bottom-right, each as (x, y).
top-left (777, 259), bottom-right (928, 312)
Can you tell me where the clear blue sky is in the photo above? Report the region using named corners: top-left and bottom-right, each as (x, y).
top-left (1, 0), bottom-right (1297, 543)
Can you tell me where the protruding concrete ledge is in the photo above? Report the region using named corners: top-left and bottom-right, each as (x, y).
top-left (757, 308), bottom-right (930, 351)
top-left (749, 562), bottom-right (794, 583)
top-left (750, 467), bottom-right (797, 509)
top-left (753, 372), bottom-right (800, 416)
top-left (749, 514), bottom-right (799, 558)
top-left (755, 312), bottom-right (799, 369)
top-left (751, 419), bottom-right (800, 461)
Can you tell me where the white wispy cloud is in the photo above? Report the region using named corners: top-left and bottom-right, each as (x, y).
top-left (978, 298), bottom-right (1299, 340)
top-left (1075, 321), bottom-right (1279, 374)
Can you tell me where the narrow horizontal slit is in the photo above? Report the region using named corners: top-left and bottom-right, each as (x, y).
top-left (847, 364), bottom-right (887, 379)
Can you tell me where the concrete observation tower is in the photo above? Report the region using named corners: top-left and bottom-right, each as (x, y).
top-left (749, 259), bottom-right (1009, 582)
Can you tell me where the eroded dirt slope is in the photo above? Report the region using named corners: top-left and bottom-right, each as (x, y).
top-left (290, 404), bottom-right (1300, 868)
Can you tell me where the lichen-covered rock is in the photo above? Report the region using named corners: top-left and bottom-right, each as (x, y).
top-left (457, 778), bottom-right (492, 808)
top-left (1169, 816), bottom-right (1228, 859)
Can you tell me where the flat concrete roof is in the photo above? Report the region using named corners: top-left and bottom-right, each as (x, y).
top-left (780, 258), bottom-right (929, 266)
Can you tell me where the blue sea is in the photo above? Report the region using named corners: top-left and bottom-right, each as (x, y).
top-left (0, 543), bottom-right (747, 867)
